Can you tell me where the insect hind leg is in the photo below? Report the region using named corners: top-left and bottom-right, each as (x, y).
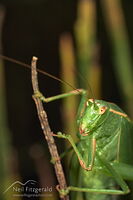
top-left (96, 153), bottom-right (130, 195)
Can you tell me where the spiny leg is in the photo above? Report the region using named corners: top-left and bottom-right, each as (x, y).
top-left (78, 138), bottom-right (96, 170)
top-left (53, 132), bottom-right (96, 171)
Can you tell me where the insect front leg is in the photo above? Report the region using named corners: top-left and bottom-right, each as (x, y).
top-left (33, 88), bottom-right (87, 103)
top-left (53, 132), bottom-right (96, 171)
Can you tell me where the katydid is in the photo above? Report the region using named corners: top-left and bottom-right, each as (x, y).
top-left (36, 89), bottom-right (133, 200)
top-left (1, 55), bottom-right (133, 200)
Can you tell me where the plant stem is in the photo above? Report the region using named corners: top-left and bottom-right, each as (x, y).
top-left (31, 56), bottom-right (69, 200)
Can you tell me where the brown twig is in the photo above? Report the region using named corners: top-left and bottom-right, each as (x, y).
top-left (31, 56), bottom-right (69, 200)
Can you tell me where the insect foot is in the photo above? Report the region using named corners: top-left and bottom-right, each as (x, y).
top-left (57, 132), bottom-right (63, 136)
top-left (57, 132), bottom-right (68, 138)
top-left (33, 91), bottom-right (47, 102)
top-left (52, 132), bottom-right (67, 139)
top-left (33, 91), bottom-right (43, 98)
top-left (56, 185), bottom-right (69, 197)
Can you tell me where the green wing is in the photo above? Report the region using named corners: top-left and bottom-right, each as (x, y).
top-left (119, 119), bottom-right (133, 165)
top-left (119, 119), bottom-right (133, 200)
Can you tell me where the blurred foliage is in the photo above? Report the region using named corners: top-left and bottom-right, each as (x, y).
top-left (0, 59), bottom-right (11, 200)
top-left (101, 0), bottom-right (133, 118)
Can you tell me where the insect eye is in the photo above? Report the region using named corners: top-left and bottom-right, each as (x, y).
top-left (99, 106), bottom-right (107, 114)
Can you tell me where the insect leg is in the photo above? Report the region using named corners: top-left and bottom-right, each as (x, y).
top-left (58, 185), bottom-right (129, 196)
top-left (57, 165), bottom-right (130, 197)
top-left (96, 153), bottom-right (130, 195)
top-left (56, 157), bottom-right (130, 196)
top-left (79, 138), bottom-right (96, 170)
top-left (33, 89), bottom-right (87, 103)
top-left (112, 162), bottom-right (133, 181)
top-left (50, 146), bottom-right (74, 165)
top-left (53, 133), bottom-right (96, 171)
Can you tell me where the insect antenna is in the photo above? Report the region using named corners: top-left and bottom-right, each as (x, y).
top-left (75, 69), bottom-right (96, 104)
top-left (0, 54), bottom-right (79, 91)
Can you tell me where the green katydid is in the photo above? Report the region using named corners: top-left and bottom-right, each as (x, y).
top-left (36, 88), bottom-right (133, 200)
top-left (1, 55), bottom-right (133, 200)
